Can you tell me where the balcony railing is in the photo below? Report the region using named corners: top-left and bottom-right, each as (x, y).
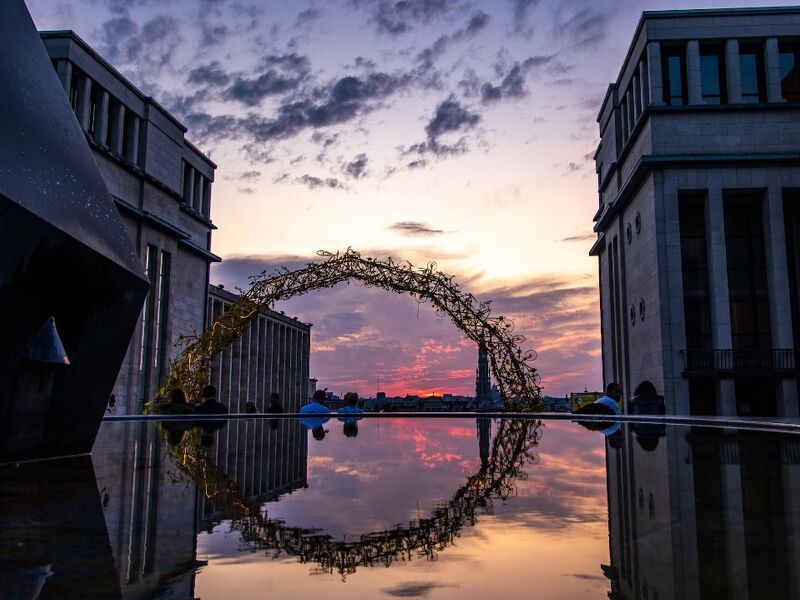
top-left (682, 349), bottom-right (796, 374)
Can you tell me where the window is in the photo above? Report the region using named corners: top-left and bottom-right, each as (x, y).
top-left (138, 245), bottom-right (158, 405)
top-left (724, 195), bottom-right (771, 350)
top-left (153, 250), bottom-right (171, 383)
top-left (88, 83), bottom-right (99, 135)
top-left (779, 41), bottom-right (800, 101)
top-left (679, 193), bottom-right (712, 350)
top-left (700, 44), bottom-right (726, 104)
top-left (662, 45), bottom-right (687, 106)
top-left (739, 42), bottom-right (766, 103)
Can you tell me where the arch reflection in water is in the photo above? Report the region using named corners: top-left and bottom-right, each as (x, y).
top-left (187, 417), bottom-right (540, 578)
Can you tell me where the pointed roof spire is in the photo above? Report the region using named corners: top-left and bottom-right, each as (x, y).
top-left (25, 317), bottom-right (70, 365)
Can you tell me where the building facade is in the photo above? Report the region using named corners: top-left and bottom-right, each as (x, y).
top-left (40, 31), bottom-right (220, 414)
top-left (592, 8), bottom-right (800, 416)
top-left (208, 285), bottom-right (312, 412)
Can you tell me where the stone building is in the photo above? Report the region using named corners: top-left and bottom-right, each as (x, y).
top-left (591, 8), bottom-right (800, 416)
top-left (40, 31), bottom-right (219, 413)
top-left (207, 284), bottom-right (312, 412)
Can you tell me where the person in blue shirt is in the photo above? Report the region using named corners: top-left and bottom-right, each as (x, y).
top-left (300, 389), bottom-right (331, 440)
top-left (594, 382), bottom-right (622, 415)
top-left (337, 392), bottom-right (363, 437)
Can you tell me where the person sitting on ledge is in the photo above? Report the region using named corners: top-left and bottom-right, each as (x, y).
top-left (338, 392), bottom-right (363, 437)
top-left (300, 390), bottom-right (331, 441)
top-left (196, 385), bottom-right (228, 415)
top-left (266, 392), bottom-right (283, 413)
top-left (594, 382), bottom-right (622, 415)
top-left (244, 401), bottom-right (258, 414)
top-left (161, 388), bottom-right (195, 415)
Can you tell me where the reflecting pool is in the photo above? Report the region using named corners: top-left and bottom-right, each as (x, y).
top-left (1, 417), bottom-right (799, 599)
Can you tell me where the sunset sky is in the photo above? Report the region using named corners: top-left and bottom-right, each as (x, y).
top-left (28, 0), bottom-right (797, 397)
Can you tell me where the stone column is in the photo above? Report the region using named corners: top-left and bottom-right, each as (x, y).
top-left (639, 60), bottom-right (648, 110)
top-left (124, 115), bottom-right (140, 164)
top-left (95, 90), bottom-right (110, 145)
top-left (56, 60), bottom-right (72, 96)
top-left (721, 462), bottom-right (749, 600)
top-left (764, 180), bottom-right (799, 417)
top-left (725, 39), bottom-right (742, 103)
top-left (646, 42), bottom-right (664, 106)
top-left (632, 74), bottom-right (641, 120)
top-left (109, 102), bottom-right (125, 155)
top-left (627, 87), bottom-right (635, 129)
top-left (194, 171), bottom-right (203, 212)
top-left (202, 181), bottom-right (212, 217)
top-left (687, 40), bottom-right (703, 105)
top-left (705, 180), bottom-right (736, 415)
top-left (766, 37), bottom-right (783, 102)
top-left (74, 75), bottom-right (93, 130)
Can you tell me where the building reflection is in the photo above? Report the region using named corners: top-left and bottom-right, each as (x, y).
top-left (92, 421), bottom-right (200, 600)
top-left (605, 423), bottom-right (800, 599)
top-left (198, 417), bottom-right (308, 527)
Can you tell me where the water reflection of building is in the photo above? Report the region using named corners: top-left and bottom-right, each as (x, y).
top-left (198, 418), bottom-right (308, 525)
top-left (591, 8), bottom-right (800, 417)
top-left (208, 284), bottom-right (312, 411)
top-left (39, 31), bottom-right (219, 415)
top-left (605, 425), bottom-right (800, 599)
top-left (92, 422), bottom-right (200, 599)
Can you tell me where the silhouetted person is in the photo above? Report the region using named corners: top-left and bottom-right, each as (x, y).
top-left (162, 388), bottom-right (194, 414)
top-left (245, 401), bottom-right (257, 413)
top-left (338, 392), bottom-right (363, 437)
top-left (629, 380), bottom-right (666, 450)
top-left (196, 385), bottom-right (227, 414)
top-left (267, 392), bottom-right (282, 430)
top-left (195, 385), bottom-right (227, 434)
top-left (629, 380), bottom-right (665, 415)
top-left (300, 390), bottom-right (331, 440)
top-left (267, 392), bottom-right (282, 413)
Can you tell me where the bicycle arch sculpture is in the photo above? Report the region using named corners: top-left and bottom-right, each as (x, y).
top-left (162, 248), bottom-right (542, 409)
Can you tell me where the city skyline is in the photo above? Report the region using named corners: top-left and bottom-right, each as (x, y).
top-left (27, 0), bottom-right (799, 397)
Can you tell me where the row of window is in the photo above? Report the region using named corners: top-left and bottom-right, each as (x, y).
top-left (182, 161), bottom-right (212, 217)
top-left (58, 62), bottom-right (143, 165)
top-left (139, 245), bottom-right (171, 407)
top-left (662, 39), bottom-right (800, 106)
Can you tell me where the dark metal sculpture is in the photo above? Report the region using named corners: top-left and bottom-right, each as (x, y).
top-left (163, 248), bottom-right (541, 409)
top-left (0, 0), bottom-right (148, 462)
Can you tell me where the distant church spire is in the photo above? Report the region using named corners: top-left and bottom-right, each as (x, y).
top-left (475, 344), bottom-right (491, 411)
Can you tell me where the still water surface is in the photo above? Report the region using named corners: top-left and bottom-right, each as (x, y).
top-left (2, 417), bottom-right (799, 599)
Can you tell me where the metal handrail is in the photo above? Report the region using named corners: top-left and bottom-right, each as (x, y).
top-left (682, 348), bottom-right (796, 372)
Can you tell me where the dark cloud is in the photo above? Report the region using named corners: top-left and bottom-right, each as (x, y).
top-left (425, 96), bottom-right (480, 139)
top-left (402, 96), bottom-right (480, 160)
top-left (358, 0), bottom-right (457, 35)
top-left (561, 232), bottom-right (595, 242)
top-left (295, 174), bottom-right (346, 190)
top-left (388, 221), bottom-right (445, 236)
top-left (239, 170), bottom-right (262, 181)
top-left (382, 581), bottom-right (455, 598)
top-left (187, 62), bottom-right (230, 87)
top-left (510, 0), bottom-right (539, 36)
top-left (480, 55), bottom-right (554, 104)
top-left (344, 154), bottom-right (369, 179)
top-left (556, 7), bottom-right (609, 48)
top-left (200, 21), bottom-right (230, 46)
top-left (295, 7), bottom-right (321, 26)
top-left (414, 11), bottom-right (490, 71)
top-left (224, 53), bottom-right (311, 106)
top-left (237, 187), bottom-right (255, 194)
top-left (407, 159), bottom-right (427, 169)
top-left (565, 161), bottom-right (581, 172)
